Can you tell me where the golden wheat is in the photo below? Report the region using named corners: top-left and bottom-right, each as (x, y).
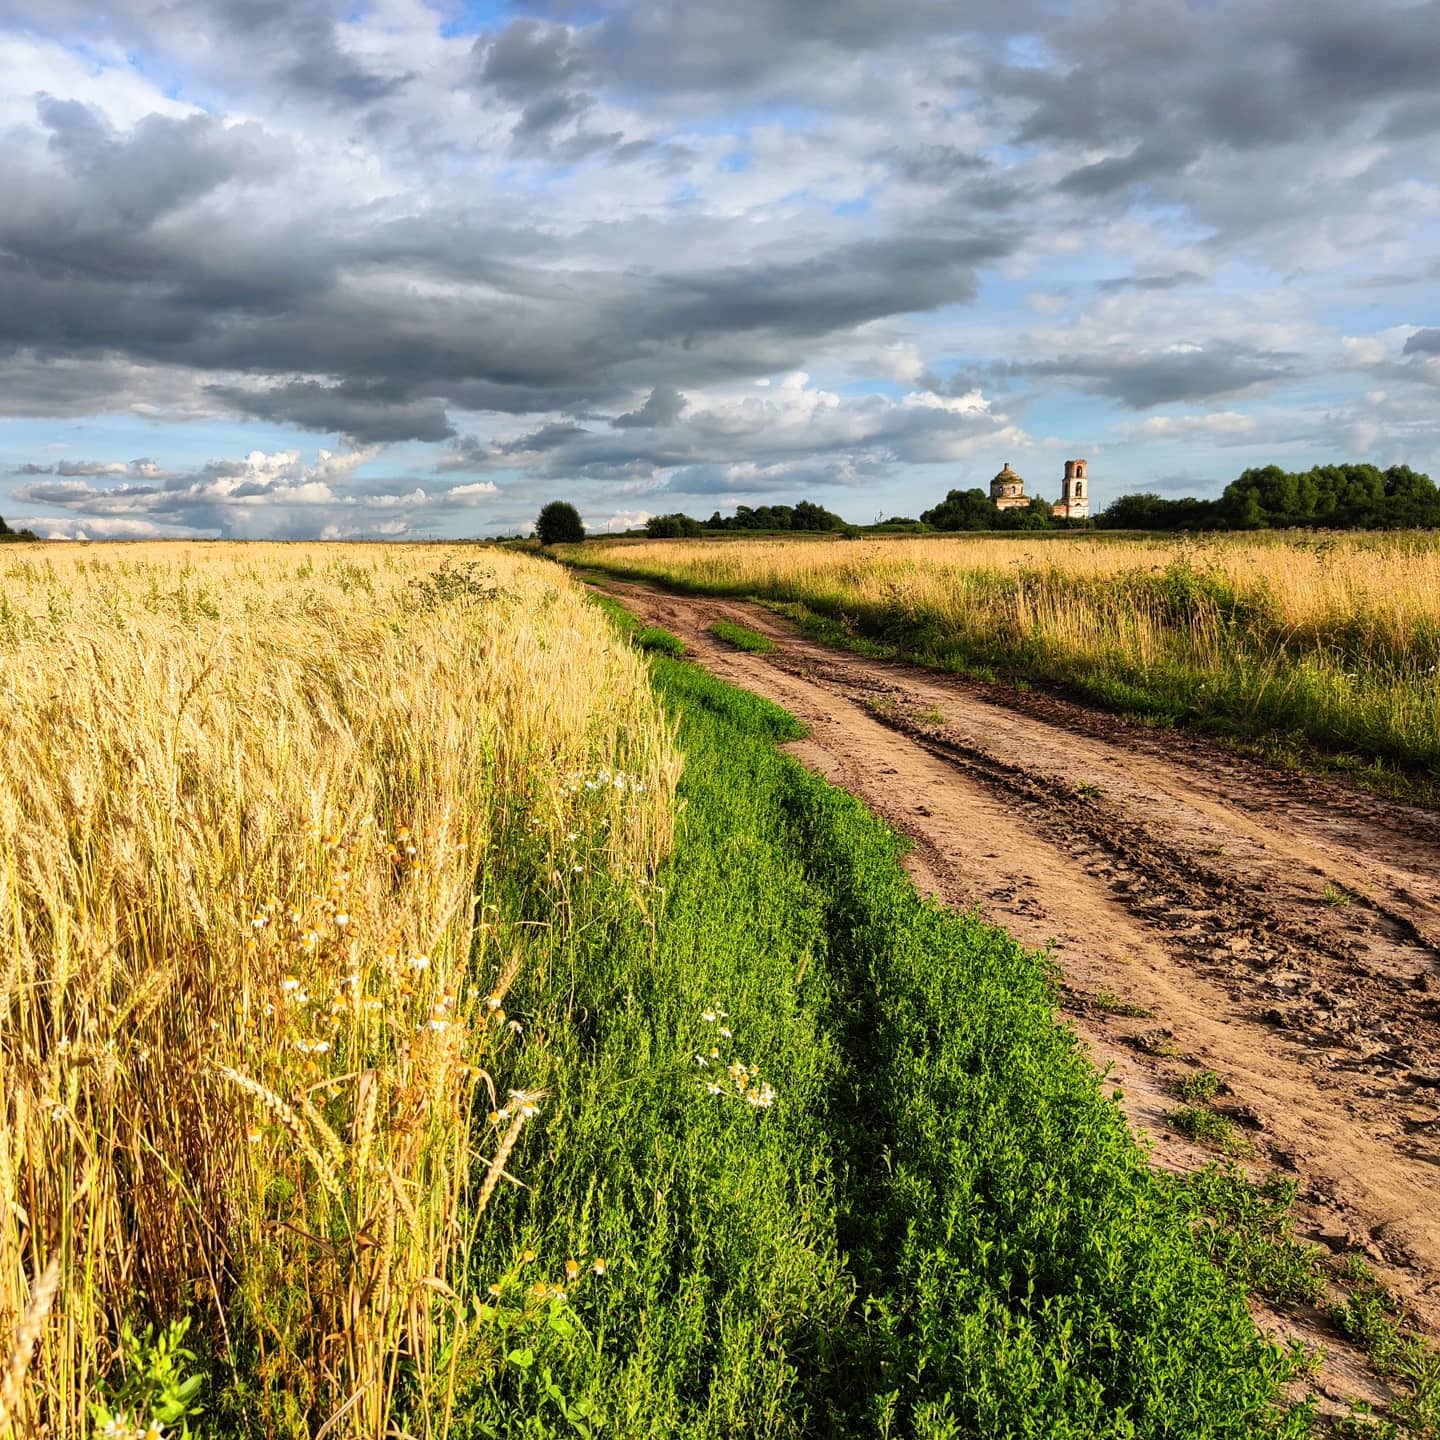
top-left (0, 543), bottom-right (680, 1438)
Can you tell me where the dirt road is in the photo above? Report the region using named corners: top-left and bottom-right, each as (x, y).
top-left (595, 577), bottom-right (1440, 1355)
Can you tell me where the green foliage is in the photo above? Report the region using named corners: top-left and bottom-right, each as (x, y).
top-left (1177, 1167), bottom-right (1327, 1310)
top-left (707, 621), bottom-right (774, 653)
top-left (90, 1318), bottom-right (207, 1439)
top-left (406, 560), bottom-right (499, 611)
top-left (1175, 1068), bottom-right (1222, 1103)
top-left (703, 499), bottom-right (848, 532)
top-left (457, 624), bottom-right (1312, 1437)
top-left (1092, 989), bottom-right (1153, 1017)
top-left (1170, 1105), bottom-right (1249, 1154)
top-left (0, 512), bottom-right (40, 541)
top-left (645, 512), bottom-right (705, 538)
top-left (1328, 1258), bottom-right (1440, 1435)
top-left (921, 487), bottom-right (998, 531)
top-left (635, 625), bottom-right (685, 656)
top-left (1097, 464), bottom-right (1440, 532)
top-left (537, 501), bottom-right (586, 546)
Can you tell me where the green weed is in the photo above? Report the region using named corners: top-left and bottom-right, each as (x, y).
top-left (1171, 1105), bottom-right (1250, 1154)
top-left (1175, 1068), bottom-right (1223, 1103)
top-left (635, 625), bottom-right (686, 656)
top-left (1094, 990), bottom-right (1154, 1018)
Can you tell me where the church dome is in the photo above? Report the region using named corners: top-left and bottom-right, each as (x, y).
top-left (993, 462), bottom-right (1022, 484)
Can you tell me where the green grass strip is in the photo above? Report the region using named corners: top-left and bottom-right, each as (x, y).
top-left (453, 611), bottom-right (1312, 1438)
top-left (707, 621), bottom-right (774, 653)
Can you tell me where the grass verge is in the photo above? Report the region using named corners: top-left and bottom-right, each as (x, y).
top-left (454, 595), bottom-right (1315, 1437)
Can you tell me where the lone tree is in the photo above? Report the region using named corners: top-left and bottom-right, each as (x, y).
top-left (536, 500), bottom-right (585, 545)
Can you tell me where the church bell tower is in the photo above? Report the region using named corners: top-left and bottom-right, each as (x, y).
top-left (1059, 459), bottom-right (1089, 519)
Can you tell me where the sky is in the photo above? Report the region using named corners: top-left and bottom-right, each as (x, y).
top-left (1, 0), bottom-right (1438, 540)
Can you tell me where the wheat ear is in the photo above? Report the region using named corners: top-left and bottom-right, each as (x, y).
top-left (0, 1249), bottom-right (63, 1427)
top-left (218, 1066), bottom-right (343, 1199)
top-left (474, 1090), bottom-right (545, 1219)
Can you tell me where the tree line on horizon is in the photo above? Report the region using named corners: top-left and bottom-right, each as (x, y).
top-left (0, 512), bottom-right (39, 542)
top-left (563, 461), bottom-right (1440, 541)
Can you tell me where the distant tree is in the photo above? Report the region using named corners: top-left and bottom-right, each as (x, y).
top-left (536, 500), bottom-right (585, 545)
top-left (1382, 465), bottom-right (1440, 528)
top-left (0, 513), bottom-right (38, 542)
top-left (790, 499), bottom-right (847, 531)
top-left (1097, 492), bottom-right (1222, 531)
top-left (645, 512), bottom-right (704, 538)
top-left (920, 488), bottom-right (996, 531)
top-left (995, 496), bottom-right (1054, 531)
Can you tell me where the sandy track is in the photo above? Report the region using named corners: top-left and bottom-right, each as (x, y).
top-left (594, 576), bottom-right (1440, 1355)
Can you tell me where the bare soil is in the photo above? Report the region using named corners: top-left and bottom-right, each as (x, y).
top-left (593, 576), bottom-right (1440, 1413)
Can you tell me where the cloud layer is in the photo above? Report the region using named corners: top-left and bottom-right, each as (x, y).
top-left (1, 0), bottom-right (1437, 536)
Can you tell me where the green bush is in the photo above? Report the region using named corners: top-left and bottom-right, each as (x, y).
top-left (536, 500), bottom-right (586, 546)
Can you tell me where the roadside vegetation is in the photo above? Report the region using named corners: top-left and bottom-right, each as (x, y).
top-left (567, 531), bottom-right (1440, 793)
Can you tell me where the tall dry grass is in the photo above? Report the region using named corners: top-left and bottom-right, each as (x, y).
top-left (579, 530), bottom-right (1440, 775)
top-left (0, 544), bottom-right (680, 1437)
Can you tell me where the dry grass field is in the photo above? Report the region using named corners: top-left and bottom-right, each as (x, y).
top-left (575, 530), bottom-right (1440, 785)
top-left (0, 544), bottom-right (679, 1437)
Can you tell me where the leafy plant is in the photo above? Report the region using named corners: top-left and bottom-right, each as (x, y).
top-left (89, 1318), bottom-right (206, 1439)
top-left (1095, 990), bottom-right (1155, 1018)
top-left (1170, 1105), bottom-right (1249, 1154)
top-left (1175, 1068), bottom-right (1222, 1103)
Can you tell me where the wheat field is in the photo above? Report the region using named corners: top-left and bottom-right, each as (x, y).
top-left (0, 543), bottom-right (680, 1438)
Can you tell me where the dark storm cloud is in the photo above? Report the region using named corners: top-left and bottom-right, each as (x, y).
top-left (208, 381), bottom-right (456, 443)
top-left (1404, 329), bottom-right (1440, 356)
top-left (1011, 1), bottom-right (1440, 155)
top-left (872, 145), bottom-right (990, 186)
top-left (471, 19), bottom-right (599, 145)
top-left (477, 20), bottom-right (587, 99)
top-left (1059, 141), bottom-right (1196, 198)
top-left (612, 384), bottom-right (688, 428)
top-left (33, 97), bottom-right (287, 227)
top-left (1011, 345), bottom-right (1297, 409)
top-left (498, 422), bottom-right (592, 453)
top-left (0, 80), bottom-right (1012, 444)
top-left (570, 0), bottom-right (1047, 99)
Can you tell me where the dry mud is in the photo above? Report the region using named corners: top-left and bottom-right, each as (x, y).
top-left (593, 576), bottom-right (1440, 1413)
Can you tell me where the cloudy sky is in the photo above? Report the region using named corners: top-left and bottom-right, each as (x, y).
top-left (1, 0), bottom-right (1437, 539)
